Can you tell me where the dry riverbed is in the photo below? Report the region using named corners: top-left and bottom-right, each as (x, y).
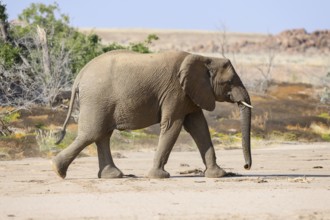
top-left (0, 142), bottom-right (329, 219)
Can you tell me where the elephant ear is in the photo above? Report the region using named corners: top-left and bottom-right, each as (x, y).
top-left (178, 54), bottom-right (216, 111)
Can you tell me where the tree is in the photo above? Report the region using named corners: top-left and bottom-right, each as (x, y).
top-left (14, 2), bottom-right (104, 75)
top-left (0, 3), bottom-right (106, 107)
top-left (255, 34), bottom-right (277, 93)
top-left (0, 2), bottom-right (159, 108)
top-left (0, 1), bottom-right (8, 41)
top-left (0, 1), bottom-right (20, 68)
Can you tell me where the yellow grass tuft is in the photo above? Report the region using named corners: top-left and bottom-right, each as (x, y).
top-left (310, 123), bottom-right (330, 135)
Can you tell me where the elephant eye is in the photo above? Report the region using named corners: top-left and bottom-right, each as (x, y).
top-left (223, 61), bottom-right (230, 69)
top-left (208, 70), bottom-right (217, 78)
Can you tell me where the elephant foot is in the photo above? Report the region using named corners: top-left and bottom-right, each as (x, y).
top-left (51, 157), bottom-right (67, 179)
top-left (148, 168), bottom-right (170, 179)
top-left (204, 166), bottom-right (226, 178)
top-left (98, 165), bottom-right (123, 179)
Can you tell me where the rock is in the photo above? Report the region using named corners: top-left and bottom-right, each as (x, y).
top-left (234, 28), bottom-right (330, 54)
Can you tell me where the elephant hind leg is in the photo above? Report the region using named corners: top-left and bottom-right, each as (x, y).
top-left (96, 132), bottom-right (123, 178)
top-left (52, 136), bottom-right (93, 179)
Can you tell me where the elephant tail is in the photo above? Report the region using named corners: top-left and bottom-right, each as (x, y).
top-left (55, 83), bottom-right (79, 145)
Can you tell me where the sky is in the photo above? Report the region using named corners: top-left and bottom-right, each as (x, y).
top-left (4, 0), bottom-right (330, 34)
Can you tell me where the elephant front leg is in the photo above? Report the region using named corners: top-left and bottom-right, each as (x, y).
top-left (183, 110), bottom-right (226, 178)
top-left (96, 133), bottom-right (123, 178)
top-left (148, 119), bottom-right (183, 178)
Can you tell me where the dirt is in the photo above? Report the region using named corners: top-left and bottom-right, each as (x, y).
top-left (0, 143), bottom-right (329, 219)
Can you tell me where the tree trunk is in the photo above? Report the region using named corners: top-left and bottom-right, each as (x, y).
top-left (0, 21), bottom-right (8, 41)
top-left (37, 25), bottom-right (51, 79)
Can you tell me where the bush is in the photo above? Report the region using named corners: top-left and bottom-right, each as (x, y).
top-left (102, 34), bottom-right (159, 54)
top-left (13, 2), bottom-right (104, 75)
top-left (0, 2), bottom-right (159, 108)
top-left (102, 42), bottom-right (126, 53)
top-left (0, 41), bottom-right (20, 68)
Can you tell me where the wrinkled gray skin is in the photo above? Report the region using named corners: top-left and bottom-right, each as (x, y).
top-left (52, 50), bottom-right (252, 179)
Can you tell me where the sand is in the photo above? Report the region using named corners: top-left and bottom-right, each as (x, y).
top-left (0, 142), bottom-right (329, 219)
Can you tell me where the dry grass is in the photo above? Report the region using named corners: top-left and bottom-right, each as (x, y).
top-left (253, 111), bottom-right (269, 131)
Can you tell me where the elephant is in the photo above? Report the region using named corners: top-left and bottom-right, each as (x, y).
top-left (52, 50), bottom-right (252, 179)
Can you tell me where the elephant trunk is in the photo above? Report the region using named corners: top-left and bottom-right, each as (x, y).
top-left (239, 101), bottom-right (252, 170)
top-left (230, 84), bottom-right (252, 170)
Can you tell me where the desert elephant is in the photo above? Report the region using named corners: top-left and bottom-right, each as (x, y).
top-left (52, 50), bottom-right (252, 179)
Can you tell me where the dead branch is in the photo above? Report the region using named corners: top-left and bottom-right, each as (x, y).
top-left (36, 25), bottom-right (51, 80)
top-left (255, 34), bottom-right (277, 93)
top-left (218, 23), bottom-right (228, 59)
top-left (0, 24), bottom-right (73, 107)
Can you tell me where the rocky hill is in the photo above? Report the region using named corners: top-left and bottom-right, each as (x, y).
top-left (84, 28), bottom-right (330, 55)
top-left (237, 29), bottom-right (330, 54)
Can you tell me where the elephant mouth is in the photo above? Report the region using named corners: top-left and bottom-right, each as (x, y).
top-left (226, 91), bottom-right (253, 109)
top-left (239, 101), bottom-right (253, 109)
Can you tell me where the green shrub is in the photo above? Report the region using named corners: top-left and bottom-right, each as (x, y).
top-left (103, 34), bottom-right (159, 54)
top-left (318, 113), bottom-right (330, 120)
top-left (2, 111), bottom-right (20, 123)
top-left (321, 133), bottom-right (330, 142)
top-left (0, 41), bottom-right (20, 68)
top-left (129, 34), bottom-right (159, 53)
top-left (102, 42), bottom-right (127, 53)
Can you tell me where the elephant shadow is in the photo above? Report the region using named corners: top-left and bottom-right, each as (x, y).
top-left (244, 174), bottom-right (330, 178)
top-left (63, 173), bottom-right (330, 180)
top-left (122, 172), bottom-right (330, 179)
top-left (164, 173), bottom-right (330, 179)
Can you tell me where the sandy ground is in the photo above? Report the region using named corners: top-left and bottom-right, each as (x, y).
top-left (0, 143), bottom-right (329, 220)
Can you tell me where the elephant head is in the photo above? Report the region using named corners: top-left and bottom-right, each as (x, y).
top-left (178, 54), bottom-right (252, 170)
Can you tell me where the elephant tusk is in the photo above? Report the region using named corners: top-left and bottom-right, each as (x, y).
top-left (240, 101), bottom-right (253, 109)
